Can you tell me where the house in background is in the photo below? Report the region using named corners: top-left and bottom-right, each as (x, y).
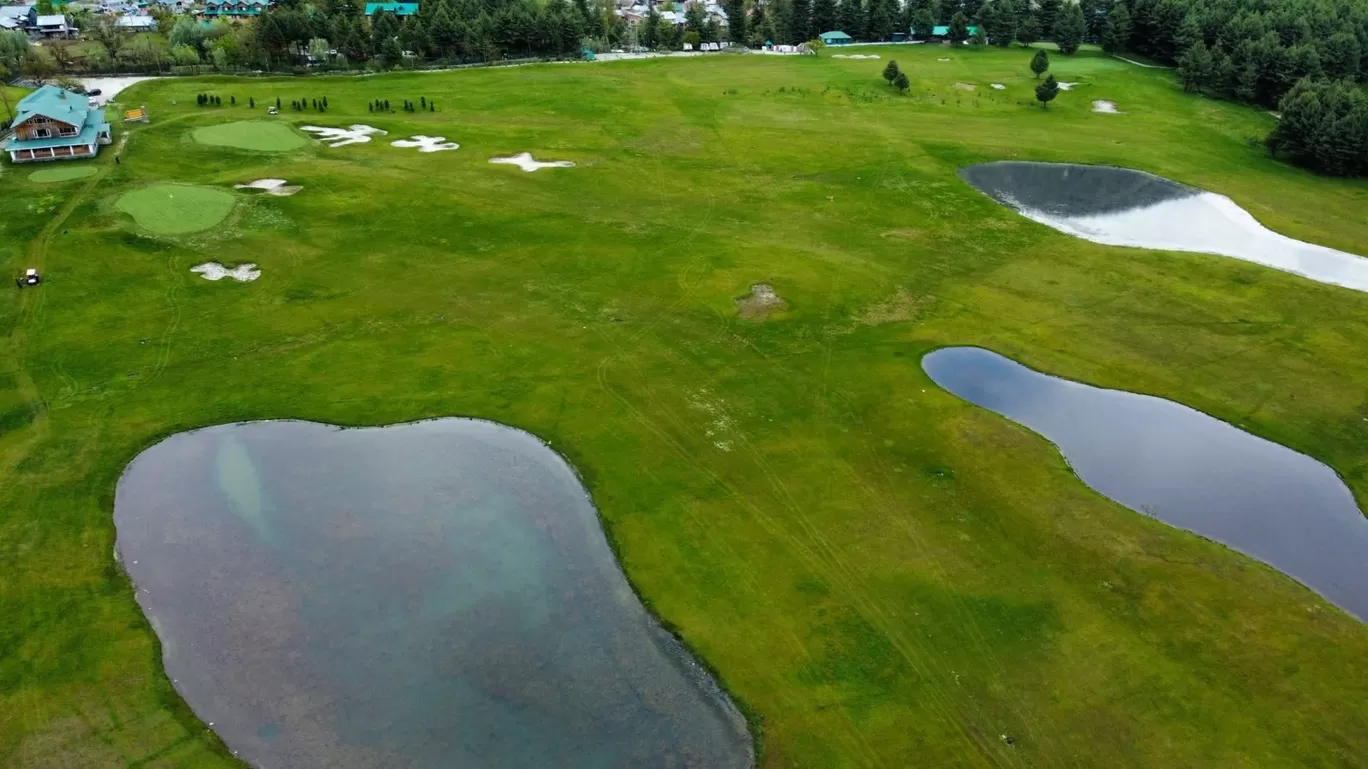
top-left (35, 13), bottom-right (74, 36)
top-left (0, 5), bottom-right (36, 30)
top-left (3, 85), bottom-right (112, 164)
top-left (115, 14), bottom-right (157, 30)
top-left (364, 2), bottom-right (418, 16)
top-left (818, 30), bottom-right (853, 46)
top-left (200, 0), bottom-right (271, 18)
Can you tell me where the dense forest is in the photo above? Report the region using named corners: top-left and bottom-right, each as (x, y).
top-left (1, 0), bottom-right (1365, 174)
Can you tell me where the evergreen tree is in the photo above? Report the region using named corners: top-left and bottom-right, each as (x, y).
top-left (788, 0), bottom-right (812, 42)
top-left (642, 6), bottom-right (660, 48)
top-left (983, 0), bottom-right (1017, 47)
top-left (1267, 78), bottom-right (1368, 176)
top-left (811, 0), bottom-right (837, 34)
top-left (894, 70), bottom-right (910, 90)
top-left (430, 6), bottom-right (461, 55)
top-left (1177, 38), bottom-right (1213, 90)
top-left (1101, 1), bottom-right (1128, 53)
top-left (1053, 2), bottom-right (1085, 54)
top-left (1018, 14), bottom-right (1040, 46)
top-left (867, 0), bottom-right (894, 40)
top-left (250, 97), bottom-right (255, 108)
top-left (1035, 72), bottom-right (1060, 106)
top-left (836, 0), bottom-right (863, 39)
top-left (1079, 0), bottom-right (1104, 42)
top-left (912, 7), bottom-right (934, 38)
top-left (1035, 0), bottom-right (1060, 38)
top-left (748, 0), bottom-right (767, 43)
top-left (724, 0), bottom-right (747, 42)
top-left (948, 10), bottom-right (969, 44)
top-left (972, 22), bottom-right (986, 44)
top-left (882, 58), bottom-right (900, 82)
top-left (1030, 46), bottom-right (1049, 77)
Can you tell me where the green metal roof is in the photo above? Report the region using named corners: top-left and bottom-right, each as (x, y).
top-left (5, 110), bottom-right (108, 150)
top-left (12, 85), bottom-right (89, 130)
top-left (819, 30), bottom-right (852, 40)
top-left (365, 2), bottom-right (418, 14)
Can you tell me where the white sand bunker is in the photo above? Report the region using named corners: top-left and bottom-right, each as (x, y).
top-left (1093, 100), bottom-right (1122, 113)
top-left (955, 82), bottom-right (976, 91)
top-left (191, 262), bottom-right (260, 282)
top-left (938, 57), bottom-right (951, 62)
top-left (1058, 82), bottom-right (1079, 90)
top-left (391, 135), bottom-right (460, 152)
top-left (301, 125), bottom-right (387, 147)
top-left (489, 153), bottom-right (575, 172)
top-left (832, 54), bottom-right (880, 59)
top-left (991, 83), bottom-right (1006, 90)
top-left (233, 178), bottom-right (301, 196)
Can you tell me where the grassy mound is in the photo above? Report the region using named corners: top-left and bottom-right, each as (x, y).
top-left (29, 165), bottom-right (98, 183)
top-left (115, 184), bottom-right (236, 234)
top-left (191, 120), bottom-right (308, 151)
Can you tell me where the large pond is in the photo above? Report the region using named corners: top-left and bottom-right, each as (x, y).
top-left (922, 346), bottom-right (1368, 621)
top-left (114, 419), bottom-right (753, 769)
top-left (959, 161), bottom-right (1368, 293)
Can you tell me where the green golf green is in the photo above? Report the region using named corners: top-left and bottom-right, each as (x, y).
top-left (115, 184), bottom-right (236, 234)
top-left (28, 165), bottom-right (97, 183)
top-left (191, 120), bottom-right (308, 151)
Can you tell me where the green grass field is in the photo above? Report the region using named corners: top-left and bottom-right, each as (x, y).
top-left (4, 45), bottom-right (1368, 768)
top-left (114, 184), bottom-right (238, 235)
top-left (28, 165), bottom-right (98, 184)
top-left (190, 120), bottom-right (310, 152)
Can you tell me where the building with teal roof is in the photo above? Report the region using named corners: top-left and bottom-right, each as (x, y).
top-left (365, 2), bottom-right (419, 15)
top-left (3, 85), bottom-right (112, 164)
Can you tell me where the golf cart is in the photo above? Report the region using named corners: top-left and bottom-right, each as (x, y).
top-left (267, 106), bottom-right (279, 115)
top-left (16, 269), bottom-right (40, 288)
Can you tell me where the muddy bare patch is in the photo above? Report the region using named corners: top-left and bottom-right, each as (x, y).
top-left (736, 283), bottom-right (785, 319)
top-left (880, 228), bottom-right (924, 241)
top-left (235, 179), bottom-right (302, 196)
top-left (954, 82), bottom-right (977, 91)
top-left (855, 286), bottom-right (934, 325)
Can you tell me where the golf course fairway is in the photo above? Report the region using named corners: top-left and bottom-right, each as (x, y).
top-left (3, 45), bottom-right (1368, 769)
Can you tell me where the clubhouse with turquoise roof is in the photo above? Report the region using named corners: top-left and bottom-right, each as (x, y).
top-left (365, 2), bottom-right (419, 15)
top-left (4, 85), bottom-right (112, 164)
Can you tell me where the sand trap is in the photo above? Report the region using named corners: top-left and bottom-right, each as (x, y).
top-left (489, 153), bottom-right (575, 172)
top-left (954, 83), bottom-right (976, 91)
top-left (1092, 100), bottom-right (1121, 113)
top-left (191, 262), bottom-right (260, 282)
top-left (831, 54), bottom-right (880, 59)
top-left (301, 125), bottom-right (387, 147)
top-left (1057, 82), bottom-right (1079, 90)
top-left (990, 83), bottom-right (1005, 90)
top-left (736, 283), bottom-right (785, 319)
top-left (391, 135), bottom-right (460, 152)
top-left (233, 178), bottom-right (302, 196)
top-left (937, 57), bottom-right (951, 62)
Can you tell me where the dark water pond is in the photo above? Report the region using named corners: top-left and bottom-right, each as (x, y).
top-left (114, 419), bottom-right (753, 769)
top-left (959, 161), bottom-right (1368, 292)
top-left (923, 346), bottom-right (1368, 621)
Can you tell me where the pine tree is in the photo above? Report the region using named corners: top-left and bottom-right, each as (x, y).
top-left (985, 0), bottom-right (1017, 47)
top-left (1053, 2), bottom-right (1085, 54)
top-left (948, 10), bottom-right (969, 45)
top-left (1035, 0), bottom-right (1060, 38)
top-left (250, 97), bottom-right (255, 108)
top-left (811, 0), bottom-right (837, 34)
top-left (790, 0), bottom-right (811, 42)
top-left (1018, 14), bottom-right (1040, 46)
top-left (867, 0), bottom-right (894, 41)
top-left (912, 7), bottom-right (934, 38)
top-left (1035, 73), bottom-right (1059, 106)
top-left (725, 0), bottom-right (747, 42)
top-left (1177, 38), bottom-right (1213, 91)
top-left (972, 23), bottom-right (986, 44)
top-left (1101, 1), bottom-right (1128, 53)
top-left (1031, 47), bottom-right (1049, 78)
top-left (894, 70), bottom-right (910, 90)
top-left (882, 58), bottom-right (900, 83)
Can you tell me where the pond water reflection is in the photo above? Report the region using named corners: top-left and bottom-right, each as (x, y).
top-left (923, 346), bottom-right (1368, 621)
top-left (114, 419), bottom-right (753, 769)
top-left (960, 161), bottom-right (1368, 292)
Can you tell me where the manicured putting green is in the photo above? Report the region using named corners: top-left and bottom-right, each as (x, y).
top-left (191, 121), bottom-right (308, 152)
top-left (29, 165), bottom-right (98, 183)
top-left (116, 184), bottom-right (236, 235)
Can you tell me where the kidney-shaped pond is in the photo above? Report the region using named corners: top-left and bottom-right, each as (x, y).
top-left (959, 161), bottom-right (1368, 292)
top-left (923, 347), bottom-right (1368, 622)
top-left (115, 419), bottom-right (753, 769)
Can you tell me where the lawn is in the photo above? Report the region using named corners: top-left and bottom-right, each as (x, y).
top-left (190, 120), bottom-right (310, 152)
top-left (3, 44), bottom-right (1368, 768)
top-left (114, 184), bottom-right (238, 234)
top-left (28, 165), bottom-right (98, 184)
